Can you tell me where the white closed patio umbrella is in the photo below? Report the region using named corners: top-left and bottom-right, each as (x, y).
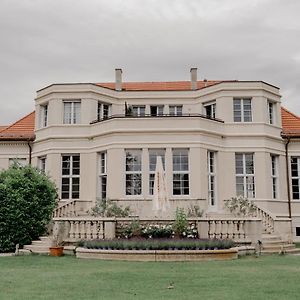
top-left (152, 156), bottom-right (170, 215)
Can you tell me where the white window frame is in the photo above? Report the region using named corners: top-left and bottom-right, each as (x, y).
top-left (125, 149), bottom-right (142, 196)
top-left (149, 149), bottom-right (166, 195)
top-left (63, 100), bottom-right (81, 124)
top-left (150, 105), bottom-right (164, 116)
top-left (61, 154), bottom-right (80, 200)
top-left (233, 98), bottom-right (252, 122)
top-left (9, 158), bottom-right (27, 167)
top-left (169, 105), bottom-right (183, 116)
top-left (268, 101), bottom-right (275, 125)
top-left (98, 152), bottom-right (107, 200)
top-left (38, 156), bottom-right (47, 173)
top-left (40, 104), bottom-right (48, 128)
top-left (172, 148), bottom-right (189, 196)
top-left (97, 102), bottom-right (110, 120)
top-left (271, 154), bottom-right (278, 199)
top-left (207, 151), bottom-right (217, 208)
top-left (235, 153), bottom-right (255, 198)
top-left (204, 102), bottom-right (216, 119)
top-left (132, 106), bottom-right (146, 117)
top-left (291, 157), bottom-right (300, 200)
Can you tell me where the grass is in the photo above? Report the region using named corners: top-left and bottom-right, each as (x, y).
top-left (0, 255), bottom-right (300, 299)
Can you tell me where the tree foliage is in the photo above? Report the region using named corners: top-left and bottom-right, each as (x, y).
top-left (0, 164), bottom-right (58, 252)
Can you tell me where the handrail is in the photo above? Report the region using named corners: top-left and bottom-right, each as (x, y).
top-left (90, 113), bottom-right (224, 124)
top-left (251, 204), bottom-right (275, 233)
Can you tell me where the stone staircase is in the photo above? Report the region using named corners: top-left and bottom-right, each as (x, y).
top-left (260, 233), bottom-right (300, 254)
top-left (21, 236), bottom-right (52, 254)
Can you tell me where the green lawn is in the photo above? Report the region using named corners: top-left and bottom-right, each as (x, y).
top-left (0, 255), bottom-right (300, 300)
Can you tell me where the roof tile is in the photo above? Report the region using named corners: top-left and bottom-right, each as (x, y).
top-left (0, 111), bottom-right (35, 140)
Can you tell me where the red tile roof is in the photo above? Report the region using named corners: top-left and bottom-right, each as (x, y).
top-left (0, 111), bottom-right (35, 141)
top-left (95, 80), bottom-right (229, 91)
top-left (281, 107), bottom-right (300, 137)
top-left (0, 126), bottom-right (7, 132)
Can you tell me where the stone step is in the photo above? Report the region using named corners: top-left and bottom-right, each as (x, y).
top-left (24, 245), bottom-right (50, 253)
top-left (262, 244), bottom-right (295, 251)
top-left (261, 234), bottom-right (282, 241)
top-left (17, 249), bottom-right (32, 255)
top-left (32, 240), bottom-right (52, 246)
top-left (39, 236), bottom-right (51, 242)
top-left (261, 248), bottom-right (300, 254)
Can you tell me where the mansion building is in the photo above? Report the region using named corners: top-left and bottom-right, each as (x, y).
top-left (1, 68), bottom-right (300, 239)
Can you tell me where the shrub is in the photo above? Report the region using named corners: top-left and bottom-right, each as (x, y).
top-left (89, 199), bottom-right (131, 217)
top-left (0, 164), bottom-right (57, 252)
top-left (173, 208), bottom-right (188, 237)
top-left (141, 224), bottom-right (173, 239)
top-left (120, 219), bottom-right (142, 239)
top-left (224, 196), bottom-right (256, 217)
top-left (80, 238), bottom-right (235, 251)
top-left (187, 204), bottom-right (204, 217)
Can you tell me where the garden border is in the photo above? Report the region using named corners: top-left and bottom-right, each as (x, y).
top-left (76, 247), bottom-right (238, 261)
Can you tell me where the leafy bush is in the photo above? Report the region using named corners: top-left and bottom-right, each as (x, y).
top-left (173, 208), bottom-right (188, 237)
top-left (0, 164), bottom-right (57, 252)
top-left (89, 199), bottom-right (131, 217)
top-left (120, 219), bottom-right (141, 238)
top-left (224, 196), bottom-right (256, 217)
top-left (80, 238), bottom-right (235, 250)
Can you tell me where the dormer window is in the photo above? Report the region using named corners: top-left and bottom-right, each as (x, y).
top-left (63, 101), bottom-right (81, 124)
top-left (204, 102), bottom-right (216, 119)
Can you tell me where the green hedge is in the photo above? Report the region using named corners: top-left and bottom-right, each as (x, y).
top-left (0, 164), bottom-right (57, 252)
top-left (79, 239), bottom-right (235, 251)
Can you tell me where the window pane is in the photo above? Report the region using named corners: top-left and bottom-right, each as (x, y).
top-left (64, 103), bottom-right (72, 124)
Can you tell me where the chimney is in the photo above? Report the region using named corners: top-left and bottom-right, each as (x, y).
top-left (190, 68), bottom-right (197, 90)
top-left (115, 68), bottom-right (122, 91)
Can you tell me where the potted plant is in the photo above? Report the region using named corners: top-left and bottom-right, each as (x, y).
top-left (49, 221), bottom-right (65, 256)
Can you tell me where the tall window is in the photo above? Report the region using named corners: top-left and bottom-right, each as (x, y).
top-left (97, 102), bottom-right (110, 120)
top-left (132, 106), bottom-right (146, 117)
top-left (149, 149), bottom-right (166, 195)
top-left (233, 98), bottom-right (252, 122)
top-left (169, 105), bottom-right (182, 116)
top-left (207, 151), bottom-right (216, 206)
top-left (150, 105), bottom-right (164, 116)
top-left (99, 152), bottom-right (107, 200)
top-left (291, 157), bottom-right (300, 199)
top-left (268, 101), bottom-right (274, 125)
top-left (125, 150), bottom-right (142, 195)
top-left (173, 149), bottom-right (189, 195)
top-left (40, 104), bottom-right (48, 127)
top-left (235, 153), bottom-right (255, 198)
top-left (271, 155), bottom-right (278, 199)
top-left (204, 102), bottom-right (216, 119)
top-left (64, 101), bottom-right (81, 124)
top-left (38, 156), bottom-right (47, 173)
top-left (9, 158), bottom-right (27, 167)
top-left (61, 155), bottom-right (80, 199)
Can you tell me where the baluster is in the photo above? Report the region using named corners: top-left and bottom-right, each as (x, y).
top-left (98, 221), bottom-right (104, 239)
top-left (69, 221), bottom-right (75, 239)
top-left (227, 220), bottom-right (233, 239)
top-left (74, 221), bottom-right (80, 239)
top-left (86, 221), bottom-right (92, 240)
top-left (209, 221), bottom-right (215, 239)
top-left (91, 221), bottom-right (97, 239)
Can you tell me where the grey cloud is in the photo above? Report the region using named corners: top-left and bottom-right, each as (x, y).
top-left (0, 0), bottom-right (299, 124)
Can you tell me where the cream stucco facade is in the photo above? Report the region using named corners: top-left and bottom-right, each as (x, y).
top-left (2, 70), bottom-right (300, 240)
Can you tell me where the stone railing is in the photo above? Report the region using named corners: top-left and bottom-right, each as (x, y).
top-left (53, 200), bottom-right (92, 218)
top-left (53, 216), bottom-right (262, 244)
top-left (251, 205), bottom-right (275, 234)
top-left (53, 217), bottom-right (116, 241)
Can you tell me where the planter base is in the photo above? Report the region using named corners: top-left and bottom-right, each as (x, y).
top-left (49, 247), bottom-right (64, 257)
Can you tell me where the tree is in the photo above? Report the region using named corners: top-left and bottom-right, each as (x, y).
top-left (0, 164), bottom-right (58, 252)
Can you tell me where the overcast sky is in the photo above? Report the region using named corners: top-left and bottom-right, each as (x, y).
top-left (0, 0), bottom-right (299, 124)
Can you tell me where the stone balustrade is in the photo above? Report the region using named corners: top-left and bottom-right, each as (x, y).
top-left (53, 200), bottom-right (93, 218)
top-left (53, 216), bottom-right (262, 244)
